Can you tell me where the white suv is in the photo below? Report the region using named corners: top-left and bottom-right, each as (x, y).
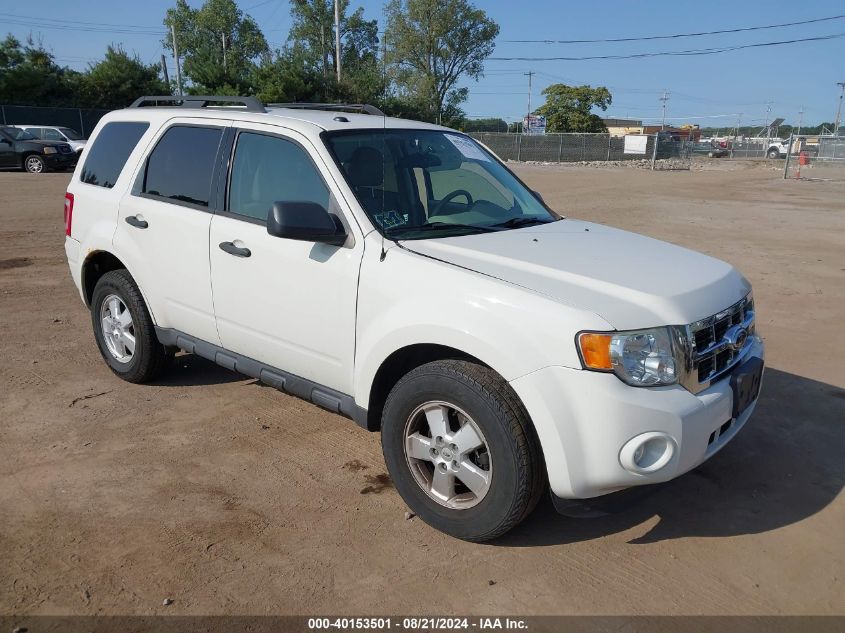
top-left (64, 96), bottom-right (764, 541)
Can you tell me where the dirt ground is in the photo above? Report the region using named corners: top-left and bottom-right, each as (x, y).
top-left (1, 161), bottom-right (843, 616)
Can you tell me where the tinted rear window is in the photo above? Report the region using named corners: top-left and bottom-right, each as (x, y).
top-left (80, 122), bottom-right (149, 188)
top-left (142, 125), bottom-right (223, 207)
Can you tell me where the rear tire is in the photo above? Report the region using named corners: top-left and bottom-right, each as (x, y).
top-left (90, 269), bottom-right (168, 383)
top-left (381, 360), bottom-right (544, 541)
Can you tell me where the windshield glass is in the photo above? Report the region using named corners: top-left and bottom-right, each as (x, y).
top-left (59, 127), bottom-right (83, 140)
top-left (325, 129), bottom-right (556, 239)
top-left (2, 127), bottom-right (38, 141)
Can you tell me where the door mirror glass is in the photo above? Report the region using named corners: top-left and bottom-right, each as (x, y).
top-left (267, 201), bottom-right (346, 246)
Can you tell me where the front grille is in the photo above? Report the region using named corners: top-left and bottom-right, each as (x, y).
top-left (688, 295), bottom-right (755, 386)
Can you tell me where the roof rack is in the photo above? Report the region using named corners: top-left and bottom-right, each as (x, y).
top-left (128, 95), bottom-right (266, 113)
top-left (267, 102), bottom-right (385, 116)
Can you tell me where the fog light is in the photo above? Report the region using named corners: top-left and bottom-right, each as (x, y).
top-left (619, 432), bottom-right (676, 474)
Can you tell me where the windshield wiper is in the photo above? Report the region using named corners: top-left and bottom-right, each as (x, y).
top-left (386, 222), bottom-right (498, 235)
top-left (489, 217), bottom-right (553, 229)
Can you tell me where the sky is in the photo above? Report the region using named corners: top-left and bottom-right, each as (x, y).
top-left (3, 0), bottom-right (845, 130)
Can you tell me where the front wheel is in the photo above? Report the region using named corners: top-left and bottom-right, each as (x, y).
top-left (381, 360), bottom-right (544, 541)
top-left (90, 269), bottom-right (168, 383)
top-left (766, 149), bottom-right (780, 159)
top-left (24, 155), bottom-right (46, 173)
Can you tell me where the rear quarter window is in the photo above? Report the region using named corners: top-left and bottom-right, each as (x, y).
top-left (80, 121), bottom-right (149, 188)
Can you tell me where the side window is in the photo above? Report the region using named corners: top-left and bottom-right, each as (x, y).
top-left (142, 125), bottom-right (223, 207)
top-left (43, 128), bottom-right (63, 141)
top-left (24, 128), bottom-right (44, 139)
top-left (80, 121), bottom-right (149, 188)
top-left (228, 131), bottom-right (330, 222)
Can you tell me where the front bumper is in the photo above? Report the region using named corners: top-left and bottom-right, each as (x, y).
top-left (43, 152), bottom-right (77, 169)
top-left (510, 335), bottom-right (764, 499)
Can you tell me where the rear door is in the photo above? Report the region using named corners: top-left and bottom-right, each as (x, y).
top-left (0, 130), bottom-right (16, 167)
top-left (208, 123), bottom-right (363, 393)
top-left (113, 118), bottom-right (230, 345)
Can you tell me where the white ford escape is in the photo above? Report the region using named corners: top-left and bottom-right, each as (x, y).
top-left (64, 96), bottom-right (764, 541)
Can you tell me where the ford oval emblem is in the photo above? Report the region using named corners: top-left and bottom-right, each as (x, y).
top-left (724, 325), bottom-right (748, 351)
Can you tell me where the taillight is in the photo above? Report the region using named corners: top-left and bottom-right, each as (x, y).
top-left (64, 192), bottom-right (74, 237)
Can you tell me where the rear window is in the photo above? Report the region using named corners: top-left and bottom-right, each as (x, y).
top-left (141, 125), bottom-right (223, 208)
top-left (80, 121), bottom-right (149, 188)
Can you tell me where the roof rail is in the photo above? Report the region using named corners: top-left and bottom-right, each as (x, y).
top-left (128, 95), bottom-right (266, 113)
top-left (267, 102), bottom-right (385, 116)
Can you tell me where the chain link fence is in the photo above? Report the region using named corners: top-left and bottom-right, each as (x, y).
top-left (784, 135), bottom-right (845, 181)
top-left (0, 105), bottom-right (111, 138)
top-left (469, 132), bottom-right (692, 170)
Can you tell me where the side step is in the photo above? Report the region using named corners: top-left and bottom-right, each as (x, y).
top-left (155, 327), bottom-right (370, 429)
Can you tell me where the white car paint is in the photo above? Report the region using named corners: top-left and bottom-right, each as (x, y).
top-left (65, 104), bottom-right (764, 502)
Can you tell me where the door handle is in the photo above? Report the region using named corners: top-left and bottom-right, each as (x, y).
top-left (219, 241), bottom-right (251, 258)
top-left (125, 215), bottom-right (148, 229)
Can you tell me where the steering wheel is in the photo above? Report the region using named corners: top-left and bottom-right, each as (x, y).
top-left (433, 189), bottom-right (474, 216)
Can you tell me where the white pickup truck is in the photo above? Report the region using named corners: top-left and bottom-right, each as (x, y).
top-left (63, 96), bottom-right (764, 541)
top-left (766, 139), bottom-right (791, 158)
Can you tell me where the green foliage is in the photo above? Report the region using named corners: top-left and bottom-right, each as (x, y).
top-left (384, 0), bottom-right (498, 122)
top-left (79, 46), bottom-right (167, 109)
top-left (462, 117), bottom-right (508, 132)
top-left (0, 35), bottom-right (77, 106)
top-left (251, 48), bottom-right (327, 104)
top-left (536, 84), bottom-right (612, 133)
top-left (164, 0), bottom-right (268, 94)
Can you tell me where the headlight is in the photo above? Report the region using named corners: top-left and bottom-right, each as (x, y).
top-left (42, 146), bottom-right (57, 154)
top-left (577, 327), bottom-right (679, 387)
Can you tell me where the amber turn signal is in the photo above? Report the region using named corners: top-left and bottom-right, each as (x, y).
top-left (578, 332), bottom-right (613, 370)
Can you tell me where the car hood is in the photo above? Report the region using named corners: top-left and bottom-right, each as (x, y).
top-left (401, 219), bottom-right (751, 330)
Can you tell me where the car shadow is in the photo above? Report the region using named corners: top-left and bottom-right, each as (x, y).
top-left (495, 367), bottom-right (845, 546)
top-left (149, 352), bottom-right (245, 387)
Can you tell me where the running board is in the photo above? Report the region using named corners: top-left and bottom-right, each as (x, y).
top-left (155, 327), bottom-right (370, 430)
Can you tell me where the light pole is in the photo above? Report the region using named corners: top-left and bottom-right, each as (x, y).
top-left (834, 82), bottom-right (845, 135)
top-left (524, 71), bottom-right (534, 134)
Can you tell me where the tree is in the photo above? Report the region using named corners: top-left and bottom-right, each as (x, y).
top-left (163, 0), bottom-right (268, 94)
top-left (536, 84), bottom-right (612, 133)
top-left (79, 46), bottom-right (168, 108)
top-left (462, 117), bottom-right (508, 133)
top-left (251, 48), bottom-right (326, 104)
top-left (384, 0), bottom-right (498, 122)
top-left (0, 34), bottom-right (78, 106)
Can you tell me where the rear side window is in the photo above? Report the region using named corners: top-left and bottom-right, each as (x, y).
top-left (228, 131), bottom-right (330, 222)
top-left (43, 128), bottom-right (63, 141)
top-left (80, 121), bottom-right (149, 188)
top-left (142, 125), bottom-right (223, 208)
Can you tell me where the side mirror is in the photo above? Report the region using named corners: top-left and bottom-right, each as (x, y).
top-left (0, 138), bottom-right (10, 145)
top-left (267, 201), bottom-right (347, 246)
top-left (532, 190), bottom-right (545, 203)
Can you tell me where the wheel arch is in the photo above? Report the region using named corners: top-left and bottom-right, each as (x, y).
top-left (81, 250), bottom-right (131, 308)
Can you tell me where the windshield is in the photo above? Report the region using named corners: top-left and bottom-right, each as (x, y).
top-left (2, 127), bottom-right (38, 141)
top-left (325, 129), bottom-right (556, 239)
top-left (59, 127), bottom-right (83, 140)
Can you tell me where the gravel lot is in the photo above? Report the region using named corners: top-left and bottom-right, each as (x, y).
top-left (1, 162), bottom-right (843, 615)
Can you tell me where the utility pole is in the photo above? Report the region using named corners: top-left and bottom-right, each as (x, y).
top-left (796, 105), bottom-right (804, 136)
top-left (222, 33), bottom-right (227, 72)
top-left (659, 90), bottom-right (669, 130)
top-left (160, 54), bottom-right (169, 86)
top-left (334, 0), bottom-right (341, 82)
top-left (170, 24), bottom-right (183, 96)
top-left (524, 70), bottom-right (534, 134)
top-left (834, 82), bottom-right (845, 136)
top-left (763, 100), bottom-right (773, 140)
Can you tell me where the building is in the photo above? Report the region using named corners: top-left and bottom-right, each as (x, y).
top-left (602, 118), bottom-right (702, 141)
top-left (602, 118), bottom-right (644, 136)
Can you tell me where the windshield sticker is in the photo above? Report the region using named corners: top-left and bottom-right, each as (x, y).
top-left (445, 134), bottom-right (490, 162)
top-left (373, 211), bottom-right (405, 229)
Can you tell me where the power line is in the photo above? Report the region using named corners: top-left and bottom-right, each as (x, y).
top-left (490, 32), bottom-right (845, 61)
top-left (502, 14), bottom-right (845, 44)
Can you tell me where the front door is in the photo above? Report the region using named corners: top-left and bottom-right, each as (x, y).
top-left (209, 125), bottom-right (362, 393)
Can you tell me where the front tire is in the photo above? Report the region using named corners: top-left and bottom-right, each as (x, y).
top-left (381, 360), bottom-right (544, 541)
top-left (90, 269), bottom-right (168, 383)
top-left (24, 155), bottom-right (46, 173)
top-left (767, 149), bottom-right (780, 159)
